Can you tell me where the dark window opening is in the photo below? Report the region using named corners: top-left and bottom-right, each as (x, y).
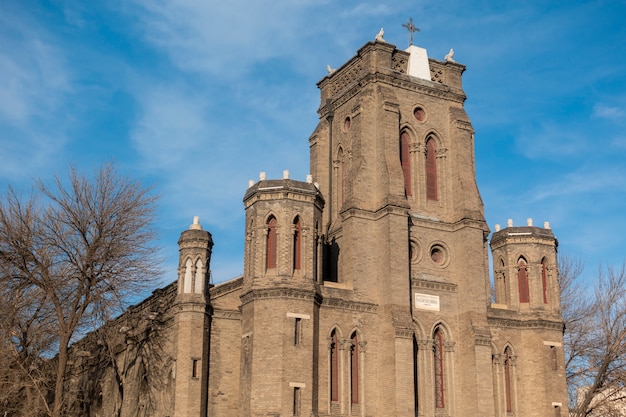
top-left (191, 359), bottom-right (199, 379)
top-left (294, 318), bottom-right (302, 346)
top-left (330, 330), bottom-right (339, 402)
top-left (293, 217), bottom-right (301, 270)
top-left (426, 139), bottom-right (438, 201)
top-left (266, 216), bottom-right (277, 269)
top-left (433, 329), bottom-right (445, 409)
top-left (350, 332), bottom-right (359, 404)
top-left (504, 348), bottom-right (513, 412)
top-left (400, 131), bottom-right (412, 197)
top-left (518, 258), bottom-right (529, 303)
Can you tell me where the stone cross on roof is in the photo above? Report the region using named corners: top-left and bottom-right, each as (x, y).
top-left (402, 17), bottom-right (420, 46)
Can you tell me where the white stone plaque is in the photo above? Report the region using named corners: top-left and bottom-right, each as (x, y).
top-left (414, 293), bottom-right (440, 311)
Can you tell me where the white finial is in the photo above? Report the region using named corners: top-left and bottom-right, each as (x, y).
top-left (507, 219), bottom-right (513, 227)
top-left (306, 174), bottom-right (313, 183)
top-left (445, 48), bottom-right (455, 63)
top-left (375, 28), bottom-right (385, 42)
top-left (495, 224), bottom-right (501, 232)
top-left (259, 171), bottom-right (266, 181)
top-left (190, 216), bottom-right (202, 230)
top-left (326, 64), bottom-right (336, 74)
top-left (527, 218), bottom-right (533, 227)
top-left (283, 170), bottom-right (290, 179)
top-left (248, 179), bottom-right (254, 188)
top-left (544, 221), bottom-right (551, 229)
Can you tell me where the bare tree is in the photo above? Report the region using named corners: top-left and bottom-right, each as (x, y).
top-left (0, 164), bottom-right (160, 417)
top-left (561, 255), bottom-right (626, 416)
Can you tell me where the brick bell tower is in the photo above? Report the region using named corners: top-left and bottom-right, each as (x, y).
top-left (240, 171), bottom-right (324, 417)
top-left (173, 216), bottom-right (213, 417)
top-left (309, 37), bottom-right (493, 415)
top-left (489, 218), bottom-right (568, 416)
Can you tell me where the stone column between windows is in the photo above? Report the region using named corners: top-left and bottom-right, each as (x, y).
top-left (417, 339), bottom-right (434, 416)
top-left (358, 340), bottom-right (367, 417)
top-left (444, 341), bottom-right (456, 416)
top-left (339, 338), bottom-right (349, 416)
top-left (492, 353), bottom-right (504, 417)
top-left (409, 142), bottom-right (421, 202)
top-left (510, 354), bottom-right (518, 416)
top-left (435, 147), bottom-right (448, 209)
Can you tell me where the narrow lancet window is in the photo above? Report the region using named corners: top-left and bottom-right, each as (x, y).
top-left (293, 217), bottom-right (301, 270)
top-left (541, 258), bottom-right (548, 304)
top-left (330, 330), bottom-right (339, 402)
top-left (426, 138), bottom-right (438, 201)
top-left (400, 131), bottom-right (412, 196)
top-left (517, 258), bottom-right (529, 303)
top-left (433, 328), bottom-right (445, 409)
top-left (350, 332), bottom-right (359, 404)
top-left (266, 216), bottom-right (277, 269)
top-left (504, 347), bottom-right (513, 412)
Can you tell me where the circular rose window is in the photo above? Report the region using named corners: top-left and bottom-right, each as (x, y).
top-left (429, 244), bottom-right (449, 267)
top-left (413, 107), bottom-right (426, 123)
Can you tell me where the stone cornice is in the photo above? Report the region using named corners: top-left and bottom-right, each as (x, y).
top-left (409, 214), bottom-right (488, 233)
top-left (212, 308), bottom-right (242, 321)
top-left (240, 287), bottom-right (322, 306)
top-left (340, 203), bottom-right (410, 222)
top-left (487, 315), bottom-right (564, 331)
top-left (412, 278), bottom-right (457, 293)
top-left (321, 297), bottom-right (378, 313)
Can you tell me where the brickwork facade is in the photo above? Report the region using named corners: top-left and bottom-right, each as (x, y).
top-left (66, 39), bottom-right (568, 417)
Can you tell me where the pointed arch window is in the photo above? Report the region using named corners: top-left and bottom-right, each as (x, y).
top-left (183, 258), bottom-right (193, 293)
top-left (426, 138), bottom-right (438, 201)
top-left (293, 217), bottom-right (301, 270)
top-left (330, 329), bottom-right (339, 402)
top-left (337, 147), bottom-right (345, 205)
top-left (266, 216), bottom-right (277, 269)
top-left (433, 327), bottom-right (445, 409)
top-left (517, 257), bottom-right (529, 303)
top-left (350, 332), bottom-right (359, 404)
top-left (194, 259), bottom-right (204, 293)
top-left (400, 131), bottom-right (412, 196)
top-left (496, 258), bottom-right (507, 305)
top-left (504, 347), bottom-right (513, 412)
top-left (541, 258), bottom-right (548, 304)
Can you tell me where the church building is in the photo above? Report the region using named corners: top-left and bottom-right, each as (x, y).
top-left (67, 34), bottom-right (569, 417)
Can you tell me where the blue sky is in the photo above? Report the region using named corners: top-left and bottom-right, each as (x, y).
top-left (1, 0), bottom-right (625, 287)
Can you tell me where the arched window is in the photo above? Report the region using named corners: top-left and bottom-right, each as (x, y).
top-left (350, 332), bottom-right (359, 404)
top-left (338, 147), bottom-right (345, 205)
top-left (504, 347), bottom-right (513, 413)
top-left (541, 258), bottom-right (548, 304)
top-left (433, 327), bottom-right (445, 409)
top-left (266, 216), bottom-right (277, 269)
top-left (183, 258), bottom-right (193, 293)
top-left (400, 131), bottom-right (412, 196)
top-left (293, 217), bottom-right (301, 271)
top-left (496, 258), bottom-right (507, 304)
top-left (517, 257), bottom-right (529, 303)
top-left (426, 138), bottom-right (438, 201)
top-left (330, 329), bottom-right (339, 402)
top-left (194, 259), bottom-right (204, 293)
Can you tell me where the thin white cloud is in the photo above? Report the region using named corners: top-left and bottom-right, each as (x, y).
top-left (592, 103), bottom-right (625, 121)
top-left (119, 0), bottom-right (323, 78)
top-left (514, 123), bottom-right (590, 160)
top-left (130, 86), bottom-right (209, 170)
top-left (340, 3), bottom-right (393, 18)
top-left (0, 11), bottom-right (73, 180)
